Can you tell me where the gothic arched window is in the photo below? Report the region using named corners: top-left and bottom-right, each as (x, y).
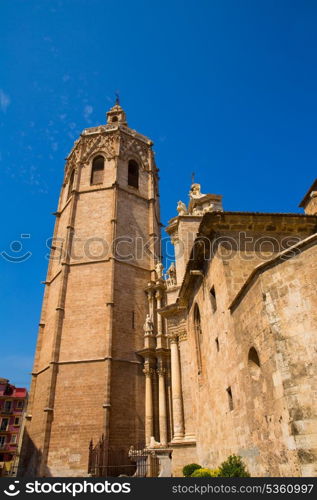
top-left (91, 156), bottom-right (105, 185)
top-left (194, 303), bottom-right (203, 374)
top-left (128, 160), bottom-right (139, 189)
top-left (67, 169), bottom-right (75, 199)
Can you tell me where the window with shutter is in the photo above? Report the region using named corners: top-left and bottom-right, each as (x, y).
top-left (91, 156), bottom-right (105, 185)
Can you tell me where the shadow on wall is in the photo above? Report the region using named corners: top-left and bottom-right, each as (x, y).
top-left (17, 428), bottom-right (52, 477)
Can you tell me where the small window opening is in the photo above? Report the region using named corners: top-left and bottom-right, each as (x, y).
top-left (194, 303), bottom-right (203, 374)
top-left (194, 304), bottom-right (202, 336)
top-left (248, 347), bottom-right (261, 380)
top-left (132, 311), bottom-right (135, 329)
top-left (4, 401), bottom-right (12, 412)
top-left (112, 116), bottom-right (118, 122)
top-left (227, 386), bottom-right (234, 411)
top-left (0, 418), bottom-right (9, 431)
top-left (128, 160), bottom-right (139, 189)
top-left (91, 156), bottom-right (105, 185)
top-left (67, 170), bottom-right (75, 199)
top-left (215, 337), bottom-right (219, 352)
top-left (210, 286), bottom-right (217, 313)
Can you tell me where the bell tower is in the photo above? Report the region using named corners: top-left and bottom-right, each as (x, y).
top-left (21, 102), bottom-right (161, 476)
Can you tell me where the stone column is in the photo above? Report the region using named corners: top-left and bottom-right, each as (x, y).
top-left (170, 335), bottom-right (184, 441)
top-left (144, 365), bottom-right (154, 447)
top-left (156, 290), bottom-right (163, 349)
top-left (156, 290), bottom-right (163, 335)
top-left (157, 365), bottom-right (167, 446)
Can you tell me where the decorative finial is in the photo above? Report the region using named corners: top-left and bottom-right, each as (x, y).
top-left (191, 171), bottom-right (195, 184)
top-left (115, 92), bottom-right (120, 106)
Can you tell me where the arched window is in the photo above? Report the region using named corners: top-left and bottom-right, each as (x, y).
top-left (67, 169), bottom-right (75, 199)
top-left (194, 303), bottom-right (202, 374)
top-left (91, 156), bottom-right (105, 185)
top-left (248, 347), bottom-right (261, 380)
top-left (128, 160), bottom-right (139, 188)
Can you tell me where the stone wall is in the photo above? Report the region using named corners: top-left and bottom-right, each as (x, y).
top-left (176, 233), bottom-right (317, 476)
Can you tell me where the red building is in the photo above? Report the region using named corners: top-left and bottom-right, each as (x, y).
top-left (0, 378), bottom-right (27, 476)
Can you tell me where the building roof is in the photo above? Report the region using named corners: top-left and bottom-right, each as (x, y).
top-left (178, 210), bottom-right (317, 302)
top-left (299, 179), bottom-right (317, 208)
top-left (0, 381), bottom-right (27, 398)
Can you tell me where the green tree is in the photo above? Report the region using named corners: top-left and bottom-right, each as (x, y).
top-left (219, 455), bottom-right (250, 477)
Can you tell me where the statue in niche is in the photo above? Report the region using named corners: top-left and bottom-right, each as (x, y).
top-left (143, 314), bottom-right (154, 334)
top-left (155, 261), bottom-right (164, 279)
top-left (166, 262), bottom-right (177, 286)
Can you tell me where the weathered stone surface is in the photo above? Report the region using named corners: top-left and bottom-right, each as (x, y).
top-left (162, 209), bottom-right (317, 477)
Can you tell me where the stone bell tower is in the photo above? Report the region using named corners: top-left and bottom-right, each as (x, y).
top-left (21, 101), bottom-right (161, 476)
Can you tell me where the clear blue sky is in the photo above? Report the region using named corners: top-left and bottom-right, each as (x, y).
top-left (1, 0), bottom-right (316, 388)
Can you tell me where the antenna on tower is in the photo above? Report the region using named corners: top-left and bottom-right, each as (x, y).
top-left (115, 92), bottom-right (120, 105)
top-left (191, 171), bottom-right (195, 184)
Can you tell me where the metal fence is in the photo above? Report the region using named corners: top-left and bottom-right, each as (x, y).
top-left (88, 436), bottom-right (159, 477)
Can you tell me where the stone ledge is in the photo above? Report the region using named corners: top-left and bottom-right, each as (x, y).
top-left (169, 440), bottom-right (196, 447)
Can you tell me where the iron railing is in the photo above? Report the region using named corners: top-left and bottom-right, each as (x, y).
top-left (88, 436), bottom-right (159, 477)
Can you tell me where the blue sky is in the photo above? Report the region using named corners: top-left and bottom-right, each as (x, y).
top-left (1, 0), bottom-right (317, 388)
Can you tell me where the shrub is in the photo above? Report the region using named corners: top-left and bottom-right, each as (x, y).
top-left (191, 468), bottom-right (213, 477)
top-left (218, 455), bottom-right (250, 477)
top-left (209, 468), bottom-right (221, 477)
top-left (182, 463), bottom-right (202, 477)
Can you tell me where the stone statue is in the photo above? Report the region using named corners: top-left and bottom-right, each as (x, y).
top-left (189, 183), bottom-right (206, 200)
top-left (155, 261), bottom-right (164, 279)
top-left (143, 314), bottom-right (154, 334)
top-left (192, 206), bottom-right (203, 215)
top-left (177, 200), bottom-right (187, 216)
top-left (149, 436), bottom-right (161, 448)
top-left (166, 262), bottom-right (177, 286)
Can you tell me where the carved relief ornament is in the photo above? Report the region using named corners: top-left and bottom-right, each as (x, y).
top-left (143, 366), bottom-right (155, 377)
top-left (119, 134), bottom-right (150, 170)
top-left (64, 133), bottom-right (120, 179)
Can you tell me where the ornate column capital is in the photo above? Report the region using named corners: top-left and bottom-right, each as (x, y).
top-left (157, 367), bottom-right (167, 377)
top-left (168, 334), bottom-right (178, 345)
top-left (143, 367), bottom-right (155, 378)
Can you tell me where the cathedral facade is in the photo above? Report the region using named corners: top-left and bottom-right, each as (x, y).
top-left (21, 104), bottom-right (317, 477)
top-left (151, 181), bottom-right (317, 477)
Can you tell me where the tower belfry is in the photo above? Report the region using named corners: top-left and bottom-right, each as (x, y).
top-left (106, 100), bottom-right (128, 126)
top-left (21, 102), bottom-right (161, 476)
